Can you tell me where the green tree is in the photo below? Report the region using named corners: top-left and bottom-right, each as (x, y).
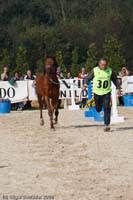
top-left (103, 34), bottom-right (126, 72)
top-left (71, 47), bottom-right (79, 76)
top-left (0, 49), bottom-right (10, 71)
top-left (0, 0), bottom-right (133, 70)
top-left (16, 45), bottom-right (29, 74)
top-left (56, 50), bottom-right (66, 74)
top-left (36, 58), bottom-right (44, 73)
top-left (85, 43), bottom-right (98, 72)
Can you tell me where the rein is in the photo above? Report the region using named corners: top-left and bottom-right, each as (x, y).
top-left (44, 68), bottom-right (79, 87)
top-left (50, 78), bottom-right (79, 87)
top-left (50, 78), bottom-right (61, 85)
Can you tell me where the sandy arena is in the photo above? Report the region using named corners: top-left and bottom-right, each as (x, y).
top-left (0, 107), bottom-right (133, 200)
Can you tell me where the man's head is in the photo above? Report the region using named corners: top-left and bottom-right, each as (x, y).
top-left (27, 70), bottom-right (32, 77)
top-left (14, 71), bottom-right (19, 79)
top-left (122, 67), bottom-right (127, 72)
top-left (99, 58), bottom-right (108, 70)
top-left (4, 66), bottom-right (9, 74)
top-left (57, 67), bottom-right (61, 74)
top-left (81, 67), bottom-right (86, 74)
top-left (67, 72), bottom-right (71, 78)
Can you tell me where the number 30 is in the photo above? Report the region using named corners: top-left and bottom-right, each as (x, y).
top-left (97, 80), bottom-right (108, 89)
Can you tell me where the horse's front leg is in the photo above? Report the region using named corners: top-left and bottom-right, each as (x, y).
top-left (38, 96), bottom-right (44, 126)
top-left (44, 96), bottom-right (54, 129)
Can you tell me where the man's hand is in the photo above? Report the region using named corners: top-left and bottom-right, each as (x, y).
top-left (117, 89), bottom-right (121, 96)
top-left (82, 84), bottom-right (87, 91)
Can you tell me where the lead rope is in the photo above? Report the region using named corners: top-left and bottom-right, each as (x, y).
top-left (50, 78), bottom-right (84, 106)
top-left (50, 78), bottom-right (80, 87)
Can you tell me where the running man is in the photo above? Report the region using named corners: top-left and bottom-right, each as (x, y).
top-left (83, 58), bottom-right (121, 132)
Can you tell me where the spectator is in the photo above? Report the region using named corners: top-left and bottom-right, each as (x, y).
top-left (118, 67), bottom-right (133, 105)
top-left (24, 69), bottom-right (36, 80)
top-left (119, 67), bottom-right (129, 77)
top-left (24, 70), bottom-right (36, 109)
top-left (1, 66), bottom-right (10, 81)
top-left (78, 67), bottom-right (88, 107)
top-left (66, 72), bottom-right (73, 79)
top-left (56, 67), bottom-right (64, 108)
top-left (56, 67), bottom-right (64, 79)
top-left (11, 71), bottom-right (23, 81)
top-left (10, 72), bottom-right (24, 111)
top-left (78, 67), bottom-right (88, 79)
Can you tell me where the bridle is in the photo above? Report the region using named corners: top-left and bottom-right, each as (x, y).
top-left (44, 65), bottom-right (57, 76)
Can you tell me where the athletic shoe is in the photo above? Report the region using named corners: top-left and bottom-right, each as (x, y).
top-left (104, 125), bottom-right (111, 132)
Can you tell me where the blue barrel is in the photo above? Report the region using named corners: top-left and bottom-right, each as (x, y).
top-left (0, 99), bottom-right (11, 114)
top-left (123, 94), bottom-right (133, 106)
top-left (94, 107), bottom-right (104, 122)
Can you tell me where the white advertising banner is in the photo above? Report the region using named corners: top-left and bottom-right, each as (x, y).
top-left (28, 79), bottom-right (88, 100)
top-left (59, 79), bottom-right (88, 99)
top-left (122, 76), bottom-right (133, 94)
top-left (0, 81), bottom-right (28, 103)
top-left (28, 80), bottom-right (37, 101)
top-left (1, 77), bottom-right (133, 103)
top-left (0, 79), bottom-right (88, 103)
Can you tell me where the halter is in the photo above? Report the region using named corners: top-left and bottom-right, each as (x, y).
top-left (44, 65), bottom-right (57, 76)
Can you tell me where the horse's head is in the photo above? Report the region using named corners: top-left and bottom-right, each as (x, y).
top-left (44, 56), bottom-right (58, 75)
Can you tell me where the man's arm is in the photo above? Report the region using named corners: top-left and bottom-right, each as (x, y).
top-left (1, 73), bottom-right (6, 81)
top-left (111, 71), bottom-right (121, 89)
top-left (82, 69), bottom-right (94, 90)
top-left (111, 71), bottom-right (122, 96)
top-left (83, 69), bottom-right (94, 85)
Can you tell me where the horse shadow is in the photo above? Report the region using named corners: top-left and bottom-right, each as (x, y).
top-left (72, 124), bottom-right (102, 128)
top-left (0, 166), bottom-right (8, 169)
top-left (56, 124), bottom-right (133, 132)
top-left (57, 124), bottom-right (101, 129)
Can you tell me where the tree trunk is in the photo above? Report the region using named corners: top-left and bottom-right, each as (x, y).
top-left (59, 0), bottom-right (66, 21)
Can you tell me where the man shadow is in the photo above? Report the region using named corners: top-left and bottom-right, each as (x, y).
top-left (114, 127), bottom-right (133, 132)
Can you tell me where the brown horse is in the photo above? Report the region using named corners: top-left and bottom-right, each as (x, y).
top-left (36, 56), bottom-right (60, 129)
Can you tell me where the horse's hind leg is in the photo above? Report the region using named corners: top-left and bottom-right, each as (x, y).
top-left (54, 99), bottom-right (59, 124)
top-left (44, 96), bottom-right (54, 129)
top-left (38, 96), bottom-right (44, 126)
top-left (51, 98), bottom-right (59, 125)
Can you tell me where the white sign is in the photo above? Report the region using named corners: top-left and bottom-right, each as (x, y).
top-left (0, 81), bottom-right (28, 103)
top-left (59, 79), bottom-right (88, 99)
top-left (122, 76), bottom-right (133, 94)
top-left (0, 79), bottom-right (87, 103)
top-left (28, 79), bottom-right (87, 101)
top-left (28, 80), bottom-right (37, 101)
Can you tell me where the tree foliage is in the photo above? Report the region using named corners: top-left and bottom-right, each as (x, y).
top-left (103, 34), bottom-right (126, 71)
top-left (85, 43), bottom-right (98, 72)
top-left (0, 0), bottom-right (133, 75)
top-left (16, 45), bottom-right (29, 74)
top-left (0, 49), bottom-right (10, 71)
top-left (71, 47), bottom-right (79, 76)
top-left (56, 50), bottom-right (66, 74)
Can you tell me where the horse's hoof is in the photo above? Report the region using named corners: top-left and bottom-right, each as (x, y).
top-left (54, 119), bottom-right (58, 125)
top-left (51, 127), bottom-right (55, 131)
top-left (40, 120), bottom-right (44, 126)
